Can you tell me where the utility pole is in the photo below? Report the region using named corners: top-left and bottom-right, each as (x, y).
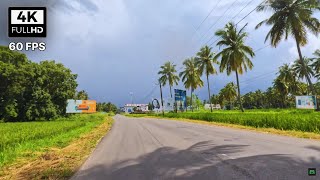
top-left (129, 92), bottom-right (133, 104)
top-left (159, 81), bottom-right (164, 116)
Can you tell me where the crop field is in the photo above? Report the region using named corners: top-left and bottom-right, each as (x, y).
top-left (128, 109), bottom-right (320, 133)
top-left (0, 113), bottom-right (107, 168)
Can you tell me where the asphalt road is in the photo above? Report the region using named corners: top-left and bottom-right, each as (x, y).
top-left (72, 115), bottom-right (320, 180)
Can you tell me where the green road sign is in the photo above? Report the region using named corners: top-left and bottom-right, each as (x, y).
top-left (308, 168), bottom-right (316, 176)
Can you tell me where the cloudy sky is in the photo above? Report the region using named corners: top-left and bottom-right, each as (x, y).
top-left (1, 0), bottom-right (319, 106)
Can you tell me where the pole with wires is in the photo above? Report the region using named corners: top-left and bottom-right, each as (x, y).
top-left (158, 80), bottom-right (164, 116)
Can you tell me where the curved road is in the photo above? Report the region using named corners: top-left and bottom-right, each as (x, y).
top-left (72, 115), bottom-right (320, 180)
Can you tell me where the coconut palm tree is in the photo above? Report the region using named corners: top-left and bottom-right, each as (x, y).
top-left (255, 0), bottom-right (320, 95)
top-left (195, 45), bottom-right (219, 112)
top-left (278, 64), bottom-right (296, 84)
top-left (220, 82), bottom-right (237, 110)
top-left (158, 61), bottom-right (180, 98)
top-left (215, 22), bottom-right (255, 112)
top-left (277, 63), bottom-right (300, 95)
top-left (273, 77), bottom-right (289, 108)
top-left (292, 57), bottom-right (314, 94)
top-left (312, 49), bottom-right (320, 79)
top-left (292, 57), bottom-right (314, 80)
top-left (179, 57), bottom-right (204, 111)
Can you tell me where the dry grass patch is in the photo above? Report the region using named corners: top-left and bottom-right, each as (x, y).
top-left (0, 117), bottom-right (113, 180)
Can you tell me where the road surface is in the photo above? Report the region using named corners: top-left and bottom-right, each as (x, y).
top-left (72, 115), bottom-right (320, 180)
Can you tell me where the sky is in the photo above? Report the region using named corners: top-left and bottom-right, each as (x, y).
top-left (0, 0), bottom-right (319, 107)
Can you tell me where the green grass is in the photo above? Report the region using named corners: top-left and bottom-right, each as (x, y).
top-left (0, 113), bottom-right (107, 168)
top-left (128, 109), bottom-right (320, 133)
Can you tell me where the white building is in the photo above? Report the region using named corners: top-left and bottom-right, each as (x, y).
top-left (124, 104), bottom-right (149, 113)
top-left (204, 104), bottom-right (221, 110)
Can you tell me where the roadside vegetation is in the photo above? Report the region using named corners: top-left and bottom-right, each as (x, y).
top-left (126, 109), bottom-right (320, 141)
top-left (156, 110), bottom-right (319, 133)
top-left (156, 0), bottom-right (320, 112)
top-left (0, 46), bottom-right (90, 122)
top-left (0, 113), bottom-right (113, 179)
top-left (0, 40), bottom-right (118, 179)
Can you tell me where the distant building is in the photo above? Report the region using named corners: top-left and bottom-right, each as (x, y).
top-left (124, 104), bottom-right (149, 113)
top-left (204, 104), bottom-right (221, 110)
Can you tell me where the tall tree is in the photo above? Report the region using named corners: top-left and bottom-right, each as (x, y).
top-left (256, 0), bottom-right (320, 95)
top-left (0, 46), bottom-right (78, 121)
top-left (158, 61), bottom-right (180, 98)
top-left (179, 58), bottom-right (204, 111)
top-left (312, 49), bottom-right (320, 80)
top-left (195, 45), bottom-right (219, 112)
top-left (215, 22), bottom-right (255, 112)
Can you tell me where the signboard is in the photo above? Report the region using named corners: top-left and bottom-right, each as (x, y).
top-left (153, 98), bottom-right (174, 112)
top-left (295, 96), bottom-right (317, 109)
top-left (66, 99), bottom-right (96, 113)
top-left (174, 89), bottom-right (187, 111)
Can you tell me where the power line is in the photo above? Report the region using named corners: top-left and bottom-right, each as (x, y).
top-left (230, 0), bottom-right (255, 21)
top-left (198, 0), bottom-right (241, 42)
top-left (194, 0), bottom-right (224, 34)
top-left (206, 0), bottom-right (267, 47)
top-left (203, 0), bottom-right (255, 45)
top-left (141, 85), bottom-right (158, 103)
top-left (236, 0), bottom-right (267, 25)
top-left (240, 70), bottom-right (277, 84)
top-left (137, 83), bottom-right (158, 103)
top-left (254, 44), bottom-right (271, 52)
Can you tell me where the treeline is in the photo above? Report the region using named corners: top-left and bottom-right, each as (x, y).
top-left (97, 102), bottom-right (117, 114)
top-left (209, 54), bottom-right (320, 109)
top-left (0, 46), bottom-right (85, 122)
top-left (209, 82), bottom-right (320, 110)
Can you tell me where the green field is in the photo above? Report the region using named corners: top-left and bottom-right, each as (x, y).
top-left (0, 113), bottom-right (107, 168)
top-left (128, 109), bottom-right (320, 133)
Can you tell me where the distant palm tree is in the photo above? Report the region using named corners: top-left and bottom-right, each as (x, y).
top-left (215, 22), bottom-right (255, 112)
top-left (179, 57), bottom-right (204, 111)
top-left (277, 63), bottom-right (300, 95)
top-left (273, 77), bottom-right (289, 108)
top-left (312, 49), bottom-right (320, 79)
top-left (292, 57), bottom-right (314, 93)
top-left (278, 64), bottom-right (295, 81)
top-left (292, 57), bottom-right (314, 80)
top-left (75, 90), bottom-right (89, 100)
top-left (220, 82), bottom-right (237, 109)
top-left (158, 61), bottom-right (180, 98)
top-left (195, 45), bottom-right (219, 112)
top-left (256, 0), bottom-right (320, 95)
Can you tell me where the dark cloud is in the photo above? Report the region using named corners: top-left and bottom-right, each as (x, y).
top-left (0, 0), bottom-right (318, 105)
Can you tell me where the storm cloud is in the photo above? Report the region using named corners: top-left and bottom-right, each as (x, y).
top-left (0, 0), bottom-right (319, 106)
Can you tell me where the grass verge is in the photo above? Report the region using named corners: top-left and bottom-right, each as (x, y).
top-left (125, 112), bottom-right (320, 140)
top-left (0, 114), bottom-right (113, 180)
